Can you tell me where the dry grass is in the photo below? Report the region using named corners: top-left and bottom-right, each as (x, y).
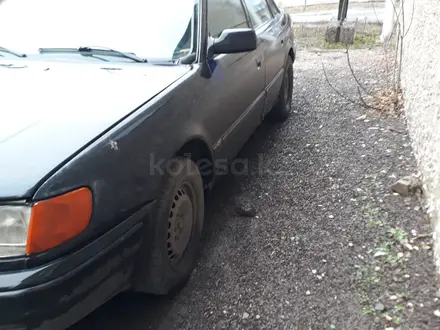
top-left (371, 88), bottom-right (404, 116)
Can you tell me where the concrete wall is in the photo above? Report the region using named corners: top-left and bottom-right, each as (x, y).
top-left (401, 0), bottom-right (440, 272)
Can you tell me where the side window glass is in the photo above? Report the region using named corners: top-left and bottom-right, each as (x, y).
top-left (208, 0), bottom-right (249, 38)
top-left (244, 0), bottom-right (273, 28)
top-left (266, 0), bottom-right (280, 15)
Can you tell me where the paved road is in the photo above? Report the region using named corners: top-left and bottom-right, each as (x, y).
top-left (282, 0), bottom-right (383, 6)
top-left (70, 49), bottom-right (439, 330)
top-left (290, 2), bottom-right (384, 24)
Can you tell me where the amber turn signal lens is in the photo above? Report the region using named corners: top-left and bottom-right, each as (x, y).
top-left (26, 187), bottom-right (93, 255)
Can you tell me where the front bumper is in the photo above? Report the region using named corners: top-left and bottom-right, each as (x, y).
top-left (0, 202), bottom-right (151, 330)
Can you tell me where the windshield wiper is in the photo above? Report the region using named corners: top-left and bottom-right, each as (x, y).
top-left (0, 46), bottom-right (27, 58)
top-left (38, 46), bottom-right (147, 63)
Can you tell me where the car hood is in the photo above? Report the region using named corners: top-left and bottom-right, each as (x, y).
top-left (0, 60), bottom-right (190, 199)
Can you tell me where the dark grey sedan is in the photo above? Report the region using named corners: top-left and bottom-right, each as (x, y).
top-left (0, 0), bottom-right (295, 328)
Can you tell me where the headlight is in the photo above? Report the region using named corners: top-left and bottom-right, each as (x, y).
top-left (0, 187), bottom-right (92, 258)
top-left (0, 205), bottom-right (31, 257)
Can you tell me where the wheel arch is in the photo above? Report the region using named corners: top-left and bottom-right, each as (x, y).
top-left (173, 137), bottom-right (214, 187)
top-left (288, 47), bottom-right (295, 64)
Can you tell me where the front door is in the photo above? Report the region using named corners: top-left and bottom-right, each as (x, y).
top-left (201, 0), bottom-right (266, 164)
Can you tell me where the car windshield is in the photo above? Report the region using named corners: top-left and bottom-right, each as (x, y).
top-left (0, 0), bottom-right (197, 62)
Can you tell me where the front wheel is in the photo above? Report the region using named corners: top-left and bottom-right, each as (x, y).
top-left (268, 56), bottom-right (293, 121)
top-left (133, 157), bottom-right (204, 295)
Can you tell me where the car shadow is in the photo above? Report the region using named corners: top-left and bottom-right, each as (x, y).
top-left (69, 119), bottom-right (287, 330)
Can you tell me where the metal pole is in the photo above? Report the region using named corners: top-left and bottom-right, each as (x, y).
top-left (337, 0), bottom-right (344, 21)
top-left (341, 0), bottom-right (349, 22)
top-left (337, 0), bottom-right (349, 22)
top-left (336, 0), bottom-right (349, 42)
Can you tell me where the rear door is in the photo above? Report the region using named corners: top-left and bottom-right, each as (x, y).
top-left (244, 0), bottom-right (289, 117)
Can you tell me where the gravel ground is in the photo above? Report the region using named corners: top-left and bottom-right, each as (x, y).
top-left (71, 48), bottom-right (440, 330)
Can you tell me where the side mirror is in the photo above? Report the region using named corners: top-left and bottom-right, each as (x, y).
top-left (212, 28), bottom-right (257, 55)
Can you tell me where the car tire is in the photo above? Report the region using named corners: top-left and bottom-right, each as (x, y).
top-left (133, 157), bottom-right (204, 295)
top-left (268, 56), bottom-right (293, 122)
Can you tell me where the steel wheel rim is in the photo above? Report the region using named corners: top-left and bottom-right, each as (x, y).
top-left (167, 182), bottom-right (195, 264)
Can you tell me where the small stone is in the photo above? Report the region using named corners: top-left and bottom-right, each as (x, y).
top-left (312, 269), bottom-right (317, 274)
top-left (374, 302), bottom-right (385, 311)
top-left (404, 243), bottom-right (413, 250)
top-left (348, 242), bottom-right (353, 247)
top-left (391, 176), bottom-right (412, 196)
top-left (374, 266), bottom-right (381, 271)
top-left (385, 328), bottom-right (395, 330)
top-left (407, 302), bottom-right (414, 308)
top-left (323, 259), bottom-right (327, 263)
top-left (391, 175), bottom-right (423, 197)
top-left (389, 295), bottom-right (398, 301)
top-left (434, 310), bottom-right (440, 317)
top-left (242, 312), bottom-right (249, 319)
top-left (256, 315), bottom-right (260, 319)
top-left (384, 314), bottom-right (393, 322)
top-left (404, 274), bottom-right (410, 278)
top-left (329, 215), bottom-right (334, 219)
top-left (356, 115), bottom-right (367, 121)
top-left (435, 290), bottom-right (440, 298)
top-left (414, 206), bottom-right (421, 211)
top-left (306, 290), bottom-right (311, 295)
top-left (374, 251), bottom-right (388, 257)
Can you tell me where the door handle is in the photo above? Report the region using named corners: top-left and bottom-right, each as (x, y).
top-left (256, 55), bottom-right (263, 69)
